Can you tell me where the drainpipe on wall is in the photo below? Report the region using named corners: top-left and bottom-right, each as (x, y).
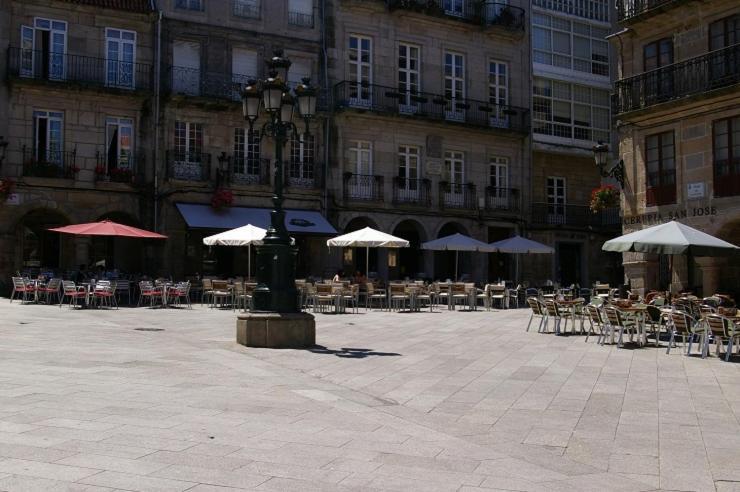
top-left (320, 0), bottom-right (329, 214)
top-left (153, 9), bottom-right (162, 233)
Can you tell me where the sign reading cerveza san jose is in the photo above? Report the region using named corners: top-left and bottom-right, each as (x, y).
top-left (623, 206), bottom-right (717, 226)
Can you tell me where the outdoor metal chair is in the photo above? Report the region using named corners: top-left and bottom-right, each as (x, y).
top-left (201, 278), bottom-right (214, 305)
top-left (389, 283), bottom-right (410, 311)
top-left (38, 278), bottom-right (62, 304)
top-left (585, 303), bottom-right (607, 344)
top-left (667, 310), bottom-right (708, 357)
top-left (526, 297), bottom-right (547, 332)
top-left (10, 277), bottom-right (35, 304)
top-left (490, 285), bottom-right (506, 310)
top-left (138, 280), bottom-right (162, 307)
top-left (211, 280), bottom-right (232, 308)
top-left (603, 305), bottom-right (638, 346)
top-left (92, 280), bottom-right (118, 309)
top-left (704, 313), bottom-right (739, 361)
top-left (365, 282), bottom-right (386, 310)
top-left (115, 279), bottom-right (132, 305)
top-left (60, 280), bottom-right (87, 309)
top-left (168, 281), bottom-right (192, 309)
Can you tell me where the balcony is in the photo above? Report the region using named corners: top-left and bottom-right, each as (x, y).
top-left (165, 66), bottom-right (255, 101)
top-left (530, 203), bottom-right (621, 228)
top-left (166, 151), bottom-right (212, 182)
top-left (233, 0), bottom-right (260, 18)
top-left (95, 151), bottom-right (141, 184)
top-left (714, 161), bottom-right (740, 198)
top-left (334, 81), bottom-right (529, 134)
top-left (385, 0), bottom-right (525, 31)
top-left (7, 48), bottom-right (153, 92)
top-left (392, 177), bottom-right (432, 206)
top-left (616, 0), bottom-right (692, 23)
top-left (439, 182), bottom-right (476, 210)
top-left (230, 157), bottom-right (270, 185)
top-left (22, 147), bottom-right (78, 179)
top-left (288, 11), bottom-right (314, 27)
top-left (614, 44), bottom-right (740, 114)
top-left (344, 173), bottom-right (384, 202)
top-left (484, 186), bottom-right (519, 212)
top-left (285, 163), bottom-right (320, 189)
top-left (533, 0), bottom-right (608, 23)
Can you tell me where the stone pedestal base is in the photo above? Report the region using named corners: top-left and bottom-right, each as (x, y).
top-left (236, 312), bottom-right (315, 349)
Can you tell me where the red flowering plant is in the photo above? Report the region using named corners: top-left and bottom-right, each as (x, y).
top-left (0, 178), bottom-right (14, 202)
top-left (211, 188), bottom-right (234, 210)
top-left (589, 184), bottom-right (620, 213)
top-left (94, 165), bottom-right (107, 177)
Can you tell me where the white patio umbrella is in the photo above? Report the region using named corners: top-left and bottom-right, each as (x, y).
top-left (602, 221), bottom-right (739, 293)
top-left (488, 235), bottom-right (554, 284)
top-left (202, 224), bottom-right (267, 279)
top-left (326, 227), bottom-right (409, 277)
top-left (421, 233), bottom-right (495, 281)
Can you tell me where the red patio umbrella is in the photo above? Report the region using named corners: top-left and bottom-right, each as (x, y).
top-left (49, 220), bottom-right (167, 239)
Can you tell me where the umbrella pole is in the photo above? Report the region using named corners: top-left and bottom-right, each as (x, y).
top-left (366, 246), bottom-right (369, 279)
top-left (455, 250), bottom-right (459, 281)
top-left (248, 244), bottom-right (251, 281)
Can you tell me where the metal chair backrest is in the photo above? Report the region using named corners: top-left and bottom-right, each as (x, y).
top-left (527, 297), bottom-right (543, 315)
top-left (202, 278), bottom-right (213, 290)
top-left (604, 306), bottom-right (625, 328)
top-left (586, 304), bottom-right (602, 325)
top-left (62, 280), bottom-right (78, 293)
top-left (389, 284), bottom-right (406, 296)
top-left (670, 310), bottom-right (695, 335)
top-left (646, 305), bottom-right (662, 323)
top-left (525, 287), bottom-right (539, 299)
top-left (212, 280), bottom-right (229, 291)
top-left (47, 278), bottom-right (62, 291)
top-left (706, 314), bottom-right (731, 338)
top-left (544, 299), bottom-right (559, 317)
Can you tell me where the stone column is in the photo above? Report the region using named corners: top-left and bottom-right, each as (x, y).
top-left (696, 257), bottom-right (725, 297)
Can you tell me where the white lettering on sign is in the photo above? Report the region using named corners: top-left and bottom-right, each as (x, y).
top-left (687, 182), bottom-right (705, 200)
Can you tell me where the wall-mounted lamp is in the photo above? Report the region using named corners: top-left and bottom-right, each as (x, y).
top-left (592, 141), bottom-right (625, 188)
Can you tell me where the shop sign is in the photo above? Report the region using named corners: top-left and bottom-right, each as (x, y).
top-left (623, 206), bottom-right (717, 226)
top-left (5, 193), bottom-right (20, 205)
top-left (687, 182), bottom-right (705, 199)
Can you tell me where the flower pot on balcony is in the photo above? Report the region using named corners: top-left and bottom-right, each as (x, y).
top-left (590, 185), bottom-right (620, 213)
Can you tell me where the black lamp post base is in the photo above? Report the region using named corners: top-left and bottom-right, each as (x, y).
top-left (252, 242), bottom-right (300, 313)
top-left (236, 312), bottom-right (316, 349)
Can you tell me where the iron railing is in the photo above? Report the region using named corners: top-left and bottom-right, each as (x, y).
top-left (230, 157), bottom-right (270, 185)
top-left (22, 146), bottom-right (78, 179)
top-left (94, 151), bottom-right (139, 184)
top-left (484, 186), bottom-right (519, 212)
top-left (288, 11), bottom-right (315, 27)
top-left (233, 0), bottom-right (260, 18)
top-left (614, 44), bottom-right (740, 114)
top-left (439, 182), bottom-right (476, 209)
top-left (166, 151), bottom-right (212, 182)
top-left (165, 66), bottom-right (256, 101)
top-left (334, 81), bottom-right (529, 133)
top-left (530, 203), bottom-right (621, 228)
top-left (343, 173), bottom-right (384, 202)
top-left (392, 177), bottom-right (432, 206)
top-left (286, 162), bottom-right (320, 189)
top-left (616, 0), bottom-right (686, 22)
top-left (533, 0), bottom-right (609, 22)
top-left (482, 2), bottom-right (526, 30)
top-left (7, 47), bottom-right (152, 91)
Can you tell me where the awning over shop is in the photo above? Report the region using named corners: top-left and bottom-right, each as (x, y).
top-left (175, 203), bottom-right (337, 235)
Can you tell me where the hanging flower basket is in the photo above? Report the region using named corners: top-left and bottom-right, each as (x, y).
top-left (211, 188), bottom-right (234, 210)
top-left (0, 178), bottom-right (14, 203)
top-left (590, 184), bottom-right (620, 213)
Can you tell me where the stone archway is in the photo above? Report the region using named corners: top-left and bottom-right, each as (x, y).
top-left (342, 217), bottom-right (379, 277)
top-left (13, 208), bottom-right (71, 272)
top-left (392, 219), bottom-right (427, 280)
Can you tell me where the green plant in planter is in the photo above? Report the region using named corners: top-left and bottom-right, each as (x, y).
top-left (589, 184), bottom-right (620, 213)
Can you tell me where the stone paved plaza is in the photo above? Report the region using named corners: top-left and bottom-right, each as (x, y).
top-left (1, 302), bottom-right (740, 491)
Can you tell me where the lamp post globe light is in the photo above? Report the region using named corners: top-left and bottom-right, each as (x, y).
top-left (592, 141), bottom-right (625, 188)
top-left (239, 49), bottom-right (317, 315)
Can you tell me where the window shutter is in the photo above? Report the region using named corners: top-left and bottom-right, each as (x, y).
top-left (289, 0), bottom-right (312, 14)
top-left (232, 48), bottom-right (258, 78)
top-left (288, 58), bottom-right (311, 86)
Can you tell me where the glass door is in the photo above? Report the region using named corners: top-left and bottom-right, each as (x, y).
top-left (397, 145), bottom-right (419, 201)
top-left (398, 44), bottom-right (420, 114)
top-left (444, 52), bottom-right (465, 122)
top-left (349, 140), bottom-right (372, 198)
top-left (546, 176), bottom-right (566, 224)
top-left (488, 61), bottom-right (508, 127)
top-left (349, 35), bottom-right (372, 107)
top-left (106, 29), bottom-right (136, 88)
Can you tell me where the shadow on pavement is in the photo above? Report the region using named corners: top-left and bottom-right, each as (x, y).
top-left (308, 346), bottom-right (401, 358)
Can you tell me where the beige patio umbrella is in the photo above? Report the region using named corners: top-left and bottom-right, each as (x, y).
top-left (203, 224), bottom-right (267, 279)
top-left (327, 227), bottom-right (409, 277)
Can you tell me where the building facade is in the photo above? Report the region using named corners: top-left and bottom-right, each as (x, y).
top-left (327, 0), bottom-right (531, 283)
top-left (525, 0), bottom-right (622, 288)
top-left (612, 0), bottom-right (740, 297)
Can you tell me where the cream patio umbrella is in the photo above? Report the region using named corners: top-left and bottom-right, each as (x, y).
top-left (202, 224), bottom-right (267, 279)
top-left (488, 235), bottom-right (554, 284)
top-left (421, 233), bottom-right (496, 281)
top-left (327, 227), bottom-right (409, 278)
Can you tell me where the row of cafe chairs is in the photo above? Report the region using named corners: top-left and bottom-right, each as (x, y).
top-left (527, 294), bottom-right (740, 361)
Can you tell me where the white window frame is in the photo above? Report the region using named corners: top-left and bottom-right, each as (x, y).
top-left (348, 35), bottom-right (372, 108)
top-left (546, 176), bottom-right (566, 224)
top-left (173, 121), bottom-right (203, 180)
top-left (105, 28), bottom-right (137, 89)
top-left (22, 18), bottom-right (68, 80)
top-left (105, 117), bottom-right (135, 172)
top-left (234, 127), bottom-right (261, 178)
top-left (398, 43), bottom-right (420, 113)
top-left (175, 0), bottom-right (204, 11)
top-left (444, 51), bottom-right (465, 122)
top-left (348, 140), bottom-right (373, 199)
top-left (397, 145), bottom-right (420, 199)
top-left (488, 60), bottom-right (509, 128)
top-left (290, 133), bottom-right (315, 184)
top-left (33, 110), bottom-right (64, 164)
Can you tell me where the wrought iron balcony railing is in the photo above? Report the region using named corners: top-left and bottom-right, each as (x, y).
top-left (344, 173), bottom-right (384, 202)
top-left (22, 146), bottom-right (78, 179)
top-left (7, 47), bottom-right (153, 91)
top-left (233, 0), bottom-right (260, 18)
top-left (484, 186), bottom-right (519, 212)
top-left (439, 182), bottom-right (476, 210)
top-left (616, 0), bottom-right (687, 22)
top-left (614, 44), bottom-right (740, 114)
top-left (532, 0), bottom-right (609, 22)
top-left (392, 177), bottom-right (432, 206)
top-left (95, 151), bottom-right (140, 184)
top-left (165, 66), bottom-right (256, 101)
top-left (288, 11), bottom-right (315, 27)
top-left (530, 203), bottom-right (621, 228)
top-left (334, 81), bottom-right (529, 133)
top-left (230, 157), bottom-right (270, 185)
top-left (166, 151), bottom-right (212, 182)
top-left (286, 162), bottom-right (320, 189)
top-left (385, 0), bottom-right (525, 30)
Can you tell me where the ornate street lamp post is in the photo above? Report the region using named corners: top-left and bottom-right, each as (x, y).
top-left (592, 141), bottom-right (625, 188)
top-left (240, 50), bottom-right (317, 314)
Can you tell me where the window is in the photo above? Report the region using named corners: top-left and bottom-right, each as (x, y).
top-left (444, 52), bottom-right (465, 122)
top-left (175, 0), bottom-right (204, 11)
top-left (105, 117), bottom-right (134, 172)
top-left (20, 18), bottom-right (67, 80)
top-left (234, 128), bottom-right (261, 177)
top-left (174, 121), bottom-right (202, 160)
top-left (397, 145), bottom-right (420, 198)
top-left (288, 58), bottom-right (311, 88)
top-left (444, 150), bottom-right (464, 184)
top-left (488, 61), bottom-right (508, 127)
top-left (488, 157), bottom-right (509, 209)
top-left (232, 48), bottom-right (258, 98)
top-left (533, 77), bottom-right (610, 143)
top-left (172, 40), bottom-right (201, 95)
top-left (533, 13), bottom-right (609, 77)
top-left (33, 110), bottom-right (64, 164)
top-left (288, 0), bottom-right (314, 27)
top-left (713, 116), bottom-right (740, 197)
top-left (645, 131), bottom-right (676, 206)
top-left (105, 29), bottom-right (136, 89)
top-left (443, 0), bottom-right (465, 17)
top-left (290, 133), bottom-right (315, 184)
top-left (643, 38), bottom-right (673, 71)
top-left (709, 14), bottom-right (739, 50)
top-left (532, 0), bottom-right (610, 23)
top-left (398, 44), bottom-right (420, 111)
top-left (348, 35), bottom-right (372, 106)
top-left (348, 140), bottom-right (373, 199)
top-left (233, 0), bottom-right (260, 19)
top-left (546, 177), bottom-right (566, 223)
